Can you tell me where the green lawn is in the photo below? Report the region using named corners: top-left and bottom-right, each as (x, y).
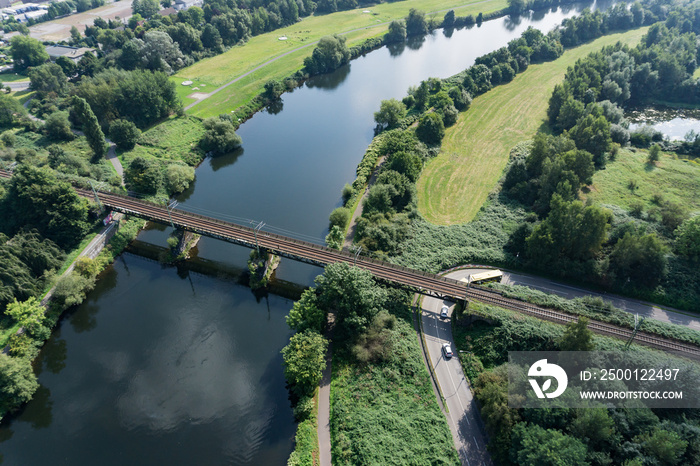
top-left (583, 147), bottom-right (700, 214)
top-left (176, 0), bottom-right (508, 118)
top-left (0, 72), bottom-right (29, 83)
top-left (417, 27), bottom-right (649, 225)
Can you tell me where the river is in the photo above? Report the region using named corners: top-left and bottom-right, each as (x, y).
top-left (0, 2), bottom-right (613, 464)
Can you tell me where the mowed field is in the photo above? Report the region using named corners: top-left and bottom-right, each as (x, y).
top-left (417, 26), bottom-right (649, 225)
top-left (174, 0), bottom-right (508, 117)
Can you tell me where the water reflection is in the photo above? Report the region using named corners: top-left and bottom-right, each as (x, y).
top-left (387, 41), bottom-right (406, 57)
top-left (627, 106), bottom-right (700, 140)
top-left (406, 33), bottom-right (426, 50)
top-left (35, 336), bottom-right (67, 375)
top-left (266, 98), bottom-right (284, 115)
top-left (305, 63), bottom-right (351, 89)
top-left (208, 146), bottom-right (244, 172)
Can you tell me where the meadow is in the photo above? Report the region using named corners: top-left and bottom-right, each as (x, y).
top-left (416, 27), bottom-right (649, 225)
top-left (173, 0), bottom-right (508, 117)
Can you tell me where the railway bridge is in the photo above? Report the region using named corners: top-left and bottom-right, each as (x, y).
top-left (2, 168), bottom-right (700, 358)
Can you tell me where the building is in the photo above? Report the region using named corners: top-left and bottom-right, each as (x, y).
top-left (173, 0), bottom-right (202, 11)
top-left (45, 45), bottom-right (97, 63)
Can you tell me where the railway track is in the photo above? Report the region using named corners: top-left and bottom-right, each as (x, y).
top-left (2, 168), bottom-right (700, 359)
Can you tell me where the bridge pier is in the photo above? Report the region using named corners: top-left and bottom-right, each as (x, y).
top-left (248, 248), bottom-right (280, 290)
top-left (167, 229), bottom-right (201, 262)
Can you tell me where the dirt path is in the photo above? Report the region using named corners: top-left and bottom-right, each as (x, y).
top-left (317, 312), bottom-right (335, 466)
top-left (343, 156), bottom-right (386, 249)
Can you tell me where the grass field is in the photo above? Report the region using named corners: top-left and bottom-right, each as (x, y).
top-left (174, 0), bottom-right (508, 118)
top-left (120, 116), bottom-right (206, 166)
top-left (583, 147), bottom-right (700, 214)
top-left (416, 26), bottom-right (649, 225)
top-left (0, 72), bottom-right (29, 83)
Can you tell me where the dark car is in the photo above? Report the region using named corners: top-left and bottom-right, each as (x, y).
top-left (442, 343), bottom-right (453, 359)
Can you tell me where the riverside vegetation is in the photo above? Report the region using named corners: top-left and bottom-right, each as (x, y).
top-left (332, 0), bottom-right (700, 313)
top-left (453, 301), bottom-right (700, 465)
top-left (282, 263), bottom-right (457, 465)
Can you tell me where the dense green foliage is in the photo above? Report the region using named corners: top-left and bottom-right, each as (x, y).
top-left (0, 353), bottom-right (38, 418)
top-left (303, 35), bottom-right (350, 76)
top-left (0, 165), bottom-right (90, 249)
top-left (282, 329), bottom-right (327, 398)
top-left (109, 119), bottom-right (141, 151)
top-left (9, 36), bottom-right (48, 71)
top-left (198, 116), bottom-right (242, 155)
top-left (453, 302), bottom-right (700, 466)
top-left (0, 229), bottom-right (64, 313)
top-left (71, 96), bottom-right (106, 159)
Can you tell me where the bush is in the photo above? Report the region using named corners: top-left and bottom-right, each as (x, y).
top-left (164, 164), bottom-right (195, 195)
top-left (44, 111), bottom-right (73, 141)
top-left (125, 156), bottom-right (162, 194)
top-left (329, 206), bottom-right (351, 229)
top-left (199, 117), bottom-right (242, 155)
top-left (109, 119), bottom-right (141, 151)
top-left (415, 112), bottom-right (445, 146)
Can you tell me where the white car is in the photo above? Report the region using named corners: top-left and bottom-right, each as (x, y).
top-left (442, 343), bottom-right (453, 359)
top-left (440, 305), bottom-right (449, 319)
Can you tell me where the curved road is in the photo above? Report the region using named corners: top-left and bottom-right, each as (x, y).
top-left (421, 285), bottom-right (492, 466)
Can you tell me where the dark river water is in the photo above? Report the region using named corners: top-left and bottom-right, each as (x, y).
top-left (0, 3), bottom-right (613, 464)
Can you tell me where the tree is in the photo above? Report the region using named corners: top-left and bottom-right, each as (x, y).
top-left (199, 117), bottom-right (242, 155)
top-left (28, 63), bottom-right (68, 98)
top-left (281, 329), bottom-right (327, 397)
top-left (374, 99), bottom-right (406, 130)
top-left (10, 35), bottom-right (48, 71)
top-left (303, 35), bottom-right (350, 75)
top-left (5, 297), bottom-right (48, 339)
top-left (416, 112), bottom-right (445, 146)
top-left (0, 354), bottom-right (38, 414)
top-left (384, 20), bottom-right (406, 44)
top-left (443, 10), bottom-right (455, 28)
top-left (1, 165), bottom-right (89, 249)
top-left (387, 150), bottom-right (422, 182)
top-left (286, 288), bottom-right (325, 334)
top-left (558, 317), bottom-right (594, 351)
top-left (527, 194), bottom-right (611, 267)
top-left (329, 206), bottom-right (350, 229)
top-left (140, 31), bottom-right (187, 74)
top-left (508, 0), bottom-right (527, 15)
top-left (511, 423), bottom-right (588, 466)
top-left (125, 156), bottom-right (162, 194)
top-left (609, 231), bottom-right (668, 286)
top-left (675, 216), bottom-right (700, 261)
top-left (315, 262), bottom-right (387, 342)
top-left (44, 111), bottom-right (74, 141)
top-left (0, 94), bottom-right (26, 127)
top-left (201, 24), bottom-right (224, 52)
top-left (132, 0), bottom-right (160, 18)
top-left (647, 143), bottom-right (661, 164)
top-left (568, 114), bottom-right (612, 168)
top-left (636, 429), bottom-right (688, 466)
top-left (166, 23), bottom-right (203, 54)
top-left (55, 56), bottom-right (77, 77)
top-left (72, 96), bottom-right (106, 160)
top-left (164, 164), bottom-right (195, 195)
top-left (109, 119), bottom-right (141, 151)
top-left (405, 8), bottom-right (428, 36)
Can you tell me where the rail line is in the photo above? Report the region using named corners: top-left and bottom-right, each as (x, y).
top-left (2, 168), bottom-right (699, 359)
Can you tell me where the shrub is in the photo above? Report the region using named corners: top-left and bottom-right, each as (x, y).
top-left (329, 206), bottom-right (351, 229)
top-left (164, 164), bottom-right (195, 195)
top-left (44, 111), bottom-right (74, 141)
top-left (199, 117), bottom-right (242, 155)
top-left (109, 119), bottom-right (141, 151)
top-left (415, 112), bottom-right (445, 146)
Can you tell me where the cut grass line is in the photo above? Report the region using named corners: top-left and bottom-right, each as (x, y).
top-left (417, 26), bottom-right (650, 225)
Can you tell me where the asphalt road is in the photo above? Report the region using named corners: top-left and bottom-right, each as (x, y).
top-left (464, 268), bottom-right (700, 331)
top-left (421, 291), bottom-right (492, 466)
